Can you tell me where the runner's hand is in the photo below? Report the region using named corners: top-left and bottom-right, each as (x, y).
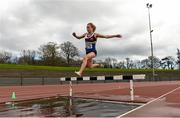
top-left (116, 34), bottom-right (122, 38)
top-left (72, 32), bottom-right (76, 37)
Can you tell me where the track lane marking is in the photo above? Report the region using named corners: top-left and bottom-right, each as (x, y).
top-left (117, 86), bottom-right (180, 118)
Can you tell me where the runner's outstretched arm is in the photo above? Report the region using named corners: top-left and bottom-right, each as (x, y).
top-left (72, 32), bottom-right (86, 39)
top-left (96, 33), bottom-right (122, 39)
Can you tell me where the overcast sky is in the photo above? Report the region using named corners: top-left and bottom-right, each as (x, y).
top-left (0, 0), bottom-right (180, 60)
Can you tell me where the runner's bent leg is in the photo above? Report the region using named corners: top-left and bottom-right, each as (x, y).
top-left (78, 52), bottom-right (96, 75)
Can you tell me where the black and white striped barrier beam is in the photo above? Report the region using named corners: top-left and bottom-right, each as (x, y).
top-left (61, 74), bottom-right (145, 101)
top-left (60, 74), bottom-right (145, 81)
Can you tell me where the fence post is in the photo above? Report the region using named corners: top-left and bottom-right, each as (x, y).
top-left (42, 76), bottom-right (45, 85)
top-left (20, 74), bottom-right (23, 86)
top-left (59, 78), bottom-right (62, 85)
top-left (69, 81), bottom-right (73, 97)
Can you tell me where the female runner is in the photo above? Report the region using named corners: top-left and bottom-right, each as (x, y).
top-left (72, 23), bottom-right (122, 76)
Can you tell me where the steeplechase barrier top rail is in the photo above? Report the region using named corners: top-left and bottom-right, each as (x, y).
top-left (59, 74), bottom-right (146, 81)
top-left (60, 74), bottom-right (146, 101)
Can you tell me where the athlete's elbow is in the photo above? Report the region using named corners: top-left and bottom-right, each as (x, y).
top-left (106, 35), bottom-right (114, 39)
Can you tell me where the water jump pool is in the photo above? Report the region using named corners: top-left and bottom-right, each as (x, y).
top-left (0, 97), bottom-right (139, 117)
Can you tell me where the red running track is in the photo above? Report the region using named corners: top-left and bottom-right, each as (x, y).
top-left (0, 81), bottom-right (180, 117)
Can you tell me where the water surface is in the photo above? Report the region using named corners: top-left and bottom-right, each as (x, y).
top-left (0, 97), bottom-right (139, 117)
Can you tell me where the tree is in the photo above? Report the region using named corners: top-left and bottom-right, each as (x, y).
top-left (177, 48), bottom-right (180, 69)
top-left (19, 50), bottom-right (36, 64)
top-left (0, 51), bottom-right (12, 63)
top-left (125, 58), bottom-right (134, 69)
top-left (104, 57), bottom-right (112, 68)
top-left (117, 61), bottom-right (126, 69)
top-left (161, 56), bottom-right (175, 69)
top-left (60, 41), bottom-right (79, 65)
top-left (141, 58), bottom-right (150, 69)
top-left (141, 56), bottom-right (160, 69)
top-left (39, 42), bottom-right (61, 66)
top-left (111, 58), bottom-right (118, 68)
top-left (132, 60), bottom-right (141, 69)
top-left (149, 56), bottom-right (161, 69)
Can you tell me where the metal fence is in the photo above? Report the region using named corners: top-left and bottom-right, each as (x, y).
top-left (0, 74), bottom-right (180, 86)
top-left (0, 77), bottom-right (132, 86)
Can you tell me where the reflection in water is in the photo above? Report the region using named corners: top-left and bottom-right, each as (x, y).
top-left (0, 97), bottom-right (139, 117)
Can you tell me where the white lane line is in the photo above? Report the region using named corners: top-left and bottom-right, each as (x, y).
top-left (117, 86), bottom-right (180, 118)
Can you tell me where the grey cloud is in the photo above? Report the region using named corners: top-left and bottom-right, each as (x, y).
top-left (96, 39), bottom-right (149, 58)
top-left (31, 0), bottom-right (124, 23)
top-left (0, 0), bottom-right (179, 60)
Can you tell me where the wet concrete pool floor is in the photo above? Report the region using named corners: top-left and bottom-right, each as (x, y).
top-left (0, 97), bottom-right (139, 117)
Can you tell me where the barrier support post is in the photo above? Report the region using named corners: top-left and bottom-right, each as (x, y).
top-left (69, 81), bottom-right (73, 116)
top-left (69, 81), bottom-right (73, 97)
top-left (130, 80), bottom-right (134, 101)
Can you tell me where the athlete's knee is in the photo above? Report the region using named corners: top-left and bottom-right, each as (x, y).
top-left (87, 64), bottom-right (93, 68)
top-left (89, 65), bottom-right (94, 69)
top-left (83, 56), bottom-right (89, 62)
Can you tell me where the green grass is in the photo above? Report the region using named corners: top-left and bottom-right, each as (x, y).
top-left (0, 64), bottom-right (79, 72)
top-left (0, 64), bottom-right (179, 73)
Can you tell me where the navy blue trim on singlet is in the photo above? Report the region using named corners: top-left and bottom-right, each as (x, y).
top-left (86, 50), bottom-right (97, 55)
